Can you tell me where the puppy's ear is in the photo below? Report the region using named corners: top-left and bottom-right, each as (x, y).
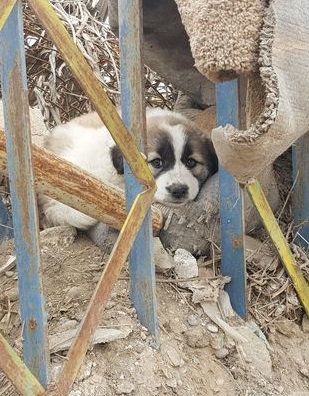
top-left (110, 145), bottom-right (124, 175)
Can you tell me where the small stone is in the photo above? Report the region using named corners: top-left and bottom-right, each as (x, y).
top-left (5, 271), bottom-right (14, 277)
top-left (174, 248), bottom-right (198, 279)
top-left (65, 286), bottom-right (84, 302)
top-left (40, 225), bottom-right (77, 248)
top-left (274, 304), bottom-right (285, 317)
top-left (166, 378), bottom-right (177, 389)
top-left (154, 237), bottom-right (174, 272)
top-left (115, 380), bottom-right (135, 394)
top-left (165, 347), bottom-right (184, 367)
top-left (3, 286), bottom-right (19, 302)
top-left (300, 367), bottom-right (309, 378)
top-left (133, 341), bottom-right (145, 354)
top-left (206, 323), bottom-right (219, 333)
top-left (184, 328), bottom-right (210, 348)
top-left (301, 314), bottom-right (309, 333)
top-left (210, 333), bottom-right (225, 350)
top-left (215, 348), bottom-right (229, 359)
top-left (187, 314), bottom-right (200, 326)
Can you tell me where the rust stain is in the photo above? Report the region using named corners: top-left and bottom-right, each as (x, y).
top-left (29, 318), bottom-right (37, 332)
top-left (232, 237), bottom-right (243, 249)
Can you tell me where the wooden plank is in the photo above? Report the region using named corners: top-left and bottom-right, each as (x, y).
top-left (215, 80), bottom-right (247, 319)
top-left (0, 1), bottom-right (49, 385)
top-left (119, 0), bottom-right (159, 347)
top-left (292, 132), bottom-right (309, 250)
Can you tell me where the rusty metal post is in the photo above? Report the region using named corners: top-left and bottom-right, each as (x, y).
top-left (0, 1), bottom-right (49, 385)
top-left (119, 0), bottom-right (159, 347)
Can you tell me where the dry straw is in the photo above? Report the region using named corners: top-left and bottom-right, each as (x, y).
top-left (23, 0), bottom-right (176, 129)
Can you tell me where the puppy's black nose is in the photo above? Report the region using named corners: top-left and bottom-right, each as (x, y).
top-left (166, 184), bottom-right (188, 199)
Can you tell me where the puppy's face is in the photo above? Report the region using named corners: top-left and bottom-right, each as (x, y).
top-left (111, 109), bottom-right (218, 205)
top-left (146, 109), bottom-right (217, 205)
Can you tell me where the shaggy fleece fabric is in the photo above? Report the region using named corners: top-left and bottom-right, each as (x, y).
top-left (174, 0), bottom-right (266, 82)
top-left (211, 0), bottom-right (309, 181)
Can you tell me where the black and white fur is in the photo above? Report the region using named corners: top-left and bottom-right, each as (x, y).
top-left (39, 108), bottom-right (217, 230)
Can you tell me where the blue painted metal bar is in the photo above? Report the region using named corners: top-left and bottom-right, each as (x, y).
top-left (118, 0), bottom-right (159, 347)
top-left (0, 1), bottom-right (49, 385)
top-left (216, 80), bottom-right (247, 319)
top-left (292, 132), bottom-right (309, 250)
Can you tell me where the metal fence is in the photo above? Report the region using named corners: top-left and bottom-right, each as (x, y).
top-left (0, 1), bottom-right (308, 395)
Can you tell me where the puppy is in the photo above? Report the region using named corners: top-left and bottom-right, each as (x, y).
top-left (39, 108), bottom-right (218, 230)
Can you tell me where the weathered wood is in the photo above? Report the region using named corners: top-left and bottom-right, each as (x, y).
top-left (0, 129), bottom-right (164, 235)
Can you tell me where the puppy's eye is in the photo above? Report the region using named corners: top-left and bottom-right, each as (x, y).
top-left (186, 158), bottom-right (197, 169)
top-left (149, 158), bottom-right (163, 169)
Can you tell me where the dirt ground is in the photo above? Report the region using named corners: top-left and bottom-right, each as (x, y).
top-left (0, 224), bottom-right (309, 396)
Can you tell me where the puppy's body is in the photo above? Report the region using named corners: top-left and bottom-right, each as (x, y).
top-left (39, 108), bottom-right (217, 230)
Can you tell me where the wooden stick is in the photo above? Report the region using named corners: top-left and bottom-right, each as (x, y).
top-left (0, 130), bottom-right (163, 234)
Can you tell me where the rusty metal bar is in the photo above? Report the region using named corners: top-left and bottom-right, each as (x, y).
top-left (0, 333), bottom-right (45, 396)
top-left (247, 179), bottom-right (309, 316)
top-left (0, 1), bottom-right (49, 385)
top-left (27, 0), bottom-right (154, 189)
top-left (55, 188), bottom-right (154, 395)
top-left (216, 80), bottom-right (247, 319)
top-left (0, 130), bottom-right (164, 234)
top-left (119, 0), bottom-right (159, 347)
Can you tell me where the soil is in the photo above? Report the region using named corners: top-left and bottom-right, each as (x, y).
top-left (0, 227), bottom-right (309, 396)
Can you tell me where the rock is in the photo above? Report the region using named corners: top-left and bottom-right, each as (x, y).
top-left (215, 348), bottom-right (229, 359)
top-left (40, 225), bottom-right (77, 249)
top-left (206, 323), bottom-right (219, 333)
top-left (302, 314), bottom-right (309, 333)
top-left (187, 314), bottom-right (200, 326)
top-left (65, 286), bottom-right (84, 302)
top-left (236, 325), bottom-right (273, 379)
top-left (210, 333), bottom-right (225, 350)
top-left (1, 286), bottom-right (19, 302)
top-left (164, 345), bottom-right (184, 367)
top-left (115, 379), bottom-right (135, 394)
top-left (132, 340), bottom-right (145, 354)
top-left (166, 378), bottom-right (177, 389)
top-left (174, 248), bottom-right (198, 278)
top-left (153, 237), bottom-right (174, 272)
top-left (184, 328), bottom-right (210, 348)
